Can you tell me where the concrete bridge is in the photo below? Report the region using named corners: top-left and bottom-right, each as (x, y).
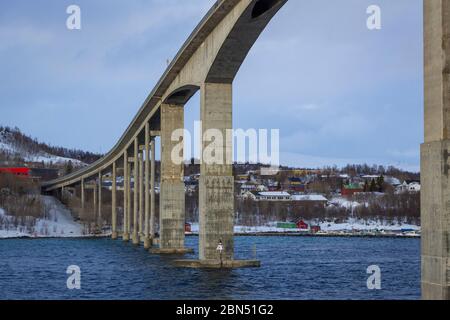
top-left (41, 0), bottom-right (450, 298)
top-left (42, 0), bottom-right (287, 268)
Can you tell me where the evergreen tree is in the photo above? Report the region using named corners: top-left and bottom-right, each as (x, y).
top-left (376, 175), bottom-right (385, 192)
top-left (363, 180), bottom-right (369, 192)
top-left (65, 160), bottom-right (73, 175)
top-left (369, 179), bottom-right (377, 192)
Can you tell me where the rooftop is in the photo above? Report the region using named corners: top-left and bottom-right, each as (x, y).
top-left (291, 195), bottom-right (328, 202)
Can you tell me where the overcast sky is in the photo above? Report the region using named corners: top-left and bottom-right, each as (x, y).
top-left (0, 0), bottom-right (423, 171)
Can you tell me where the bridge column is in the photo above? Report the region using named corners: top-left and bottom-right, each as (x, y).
top-left (98, 171), bottom-right (102, 227)
top-left (93, 180), bottom-right (97, 224)
top-left (151, 103), bottom-right (190, 254)
top-left (139, 151), bottom-right (144, 238)
top-left (144, 123), bottom-right (151, 249)
top-left (199, 83), bottom-right (234, 261)
top-left (123, 150), bottom-right (130, 241)
top-left (132, 138), bottom-right (140, 245)
top-left (127, 160), bottom-right (132, 239)
top-left (150, 136), bottom-right (156, 242)
top-left (81, 177), bottom-right (85, 211)
top-left (111, 162), bottom-right (118, 240)
top-left (175, 83), bottom-right (258, 268)
top-left (422, 1), bottom-right (450, 300)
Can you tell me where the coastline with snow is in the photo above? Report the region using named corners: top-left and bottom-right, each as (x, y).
top-left (188, 220), bottom-right (421, 238)
top-left (0, 196), bottom-right (102, 239)
top-left (1, 196), bottom-right (420, 240)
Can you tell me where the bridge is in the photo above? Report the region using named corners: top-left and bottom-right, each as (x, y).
top-left (41, 0), bottom-right (450, 298)
top-left (42, 0), bottom-right (287, 268)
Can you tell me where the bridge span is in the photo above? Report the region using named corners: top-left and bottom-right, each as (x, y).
top-left (42, 0), bottom-right (287, 268)
top-left (40, 0), bottom-right (450, 297)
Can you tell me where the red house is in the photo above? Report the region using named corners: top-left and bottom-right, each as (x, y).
top-left (311, 225), bottom-right (321, 233)
top-left (296, 220), bottom-right (309, 230)
top-left (341, 184), bottom-right (364, 196)
top-left (185, 223), bottom-right (192, 233)
top-left (0, 167), bottom-right (30, 177)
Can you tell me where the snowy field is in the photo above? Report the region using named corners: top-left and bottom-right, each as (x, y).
top-left (0, 196), bottom-right (84, 239)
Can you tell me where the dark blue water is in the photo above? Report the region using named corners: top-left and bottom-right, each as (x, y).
top-left (0, 236), bottom-right (420, 300)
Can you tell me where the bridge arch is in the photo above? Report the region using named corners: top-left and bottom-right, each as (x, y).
top-left (252, 0), bottom-right (282, 19)
top-left (164, 85), bottom-right (200, 105)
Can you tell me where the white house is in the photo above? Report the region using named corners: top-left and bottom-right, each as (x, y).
top-left (396, 181), bottom-right (421, 193)
top-left (408, 182), bottom-right (421, 192)
top-left (244, 191), bottom-right (291, 201)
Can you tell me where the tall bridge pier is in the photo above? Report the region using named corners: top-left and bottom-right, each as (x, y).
top-left (199, 83), bottom-right (235, 261)
top-left (422, 0), bottom-right (450, 300)
top-left (150, 103), bottom-right (192, 254)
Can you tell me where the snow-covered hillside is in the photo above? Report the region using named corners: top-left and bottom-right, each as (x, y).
top-left (0, 196), bottom-right (85, 238)
top-left (0, 132), bottom-right (85, 166)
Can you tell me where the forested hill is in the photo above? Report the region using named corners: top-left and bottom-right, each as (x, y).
top-left (0, 126), bottom-right (102, 166)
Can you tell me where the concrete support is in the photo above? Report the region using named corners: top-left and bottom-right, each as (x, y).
top-left (139, 151), bottom-right (144, 237)
top-left (111, 162), bottom-right (118, 240)
top-left (123, 151), bottom-right (130, 241)
top-left (157, 103), bottom-right (187, 252)
top-left (93, 180), bottom-right (97, 224)
top-left (199, 83), bottom-right (234, 261)
top-left (98, 171), bottom-right (102, 227)
top-left (422, 1), bottom-right (450, 300)
top-left (150, 137), bottom-right (156, 241)
top-left (132, 138), bottom-right (140, 245)
top-left (144, 123), bottom-right (151, 249)
top-left (127, 160), bottom-right (132, 238)
top-left (81, 177), bottom-right (85, 211)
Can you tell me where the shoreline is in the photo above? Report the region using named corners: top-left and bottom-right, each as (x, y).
top-left (0, 234), bottom-right (111, 240)
top-left (0, 232), bottom-right (420, 240)
top-left (188, 232), bottom-right (420, 238)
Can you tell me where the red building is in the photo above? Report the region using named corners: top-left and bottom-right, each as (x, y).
top-left (287, 177), bottom-right (306, 192)
top-left (0, 167), bottom-right (30, 177)
top-left (296, 220), bottom-right (309, 230)
top-left (341, 184), bottom-right (364, 196)
top-left (185, 223), bottom-right (192, 233)
top-left (311, 225), bottom-right (321, 233)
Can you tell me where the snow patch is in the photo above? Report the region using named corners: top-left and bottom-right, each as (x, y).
top-left (330, 197), bottom-right (362, 209)
top-left (317, 218), bottom-right (420, 232)
top-left (0, 196), bottom-right (84, 239)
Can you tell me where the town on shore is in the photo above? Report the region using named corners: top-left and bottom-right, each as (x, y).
top-left (1, 126), bottom-right (420, 239)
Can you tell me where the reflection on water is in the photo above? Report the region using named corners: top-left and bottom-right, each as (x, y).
top-left (0, 236), bottom-right (420, 300)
